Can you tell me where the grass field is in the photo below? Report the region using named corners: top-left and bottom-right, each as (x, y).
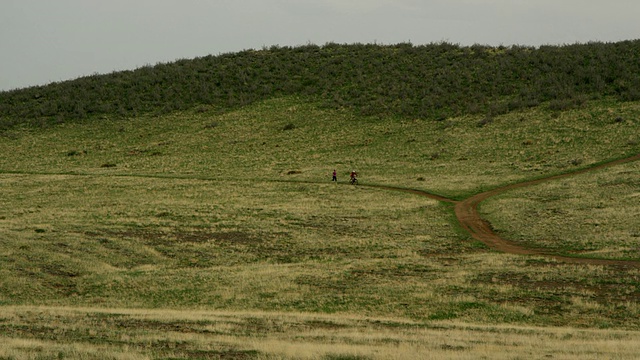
top-left (1, 96), bottom-right (639, 359)
top-left (2, 97), bottom-right (638, 196)
top-left (2, 306), bottom-right (640, 360)
top-left (480, 160), bottom-right (640, 260)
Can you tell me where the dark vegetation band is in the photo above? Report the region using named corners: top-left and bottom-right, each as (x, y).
top-left (1, 40), bottom-right (639, 130)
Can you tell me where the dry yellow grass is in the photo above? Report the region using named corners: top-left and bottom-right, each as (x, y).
top-left (2, 306), bottom-right (640, 359)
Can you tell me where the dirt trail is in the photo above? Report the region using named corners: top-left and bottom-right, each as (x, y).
top-left (453, 153), bottom-right (640, 267)
top-left (3, 153), bottom-right (638, 267)
top-left (366, 154), bottom-right (640, 267)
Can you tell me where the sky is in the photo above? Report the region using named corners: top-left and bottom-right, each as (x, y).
top-left (1, 0), bottom-right (639, 91)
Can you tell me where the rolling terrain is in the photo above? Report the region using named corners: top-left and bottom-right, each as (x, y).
top-left (1, 42), bottom-right (639, 359)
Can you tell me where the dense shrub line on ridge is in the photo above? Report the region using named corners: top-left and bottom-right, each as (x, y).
top-left (1, 40), bottom-right (639, 130)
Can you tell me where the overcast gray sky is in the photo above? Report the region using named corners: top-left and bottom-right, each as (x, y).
top-left (1, 0), bottom-right (639, 91)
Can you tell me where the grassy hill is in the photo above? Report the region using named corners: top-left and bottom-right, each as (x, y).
top-left (2, 41), bottom-right (640, 130)
top-left (1, 42), bottom-right (640, 359)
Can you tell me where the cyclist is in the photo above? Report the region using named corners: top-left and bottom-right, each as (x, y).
top-left (350, 170), bottom-right (358, 184)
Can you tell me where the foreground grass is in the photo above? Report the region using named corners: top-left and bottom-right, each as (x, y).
top-left (1, 97), bottom-right (639, 357)
top-left (2, 306), bottom-right (640, 360)
top-left (0, 174), bottom-right (462, 314)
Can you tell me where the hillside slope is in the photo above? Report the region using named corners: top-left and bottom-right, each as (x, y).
top-left (1, 41), bottom-right (640, 130)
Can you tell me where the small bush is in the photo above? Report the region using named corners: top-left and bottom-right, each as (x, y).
top-left (101, 163), bottom-right (116, 168)
top-left (283, 123), bottom-right (296, 131)
top-left (477, 116), bottom-right (493, 127)
top-left (66, 150), bottom-right (85, 156)
top-left (548, 99), bottom-right (573, 111)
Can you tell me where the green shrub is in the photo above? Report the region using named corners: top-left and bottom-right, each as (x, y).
top-left (2, 40), bottom-right (640, 129)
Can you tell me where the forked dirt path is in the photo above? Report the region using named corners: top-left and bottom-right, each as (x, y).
top-left (452, 154), bottom-right (640, 267)
top-left (370, 153), bottom-right (640, 267)
top-left (2, 154), bottom-right (638, 267)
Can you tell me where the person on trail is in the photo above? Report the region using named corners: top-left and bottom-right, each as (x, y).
top-left (332, 169), bottom-right (337, 182)
top-left (350, 170), bottom-right (358, 184)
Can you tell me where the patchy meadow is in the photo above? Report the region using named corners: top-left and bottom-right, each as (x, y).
top-left (0, 96), bottom-right (639, 358)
